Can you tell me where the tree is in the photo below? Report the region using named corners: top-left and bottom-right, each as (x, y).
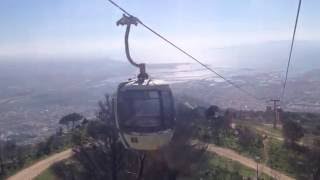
top-left (0, 140), bottom-right (19, 177)
top-left (236, 125), bottom-right (263, 156)
top-left (73, 94), bottom-right (126, 180)
top-left (205, 105), bottom-right (219, 119)
top-left (140, 101), bottom-right (207, 180)
top-left (59, 113), bottom-right (83, 130)
top-left (237, 126), bottom-right (256, 147)
top-left (306, 139), bottom-right (320, 180)
top-left (0, 140), bottom-right (5, 176)
top-left (15, 145), bottom-right (29, 168)
top-left (52, 95), bottom-right (215, 180)
top-left (223, 109), bottom-right (233, 130)
top-left (282, 120), bottom-right (304, 146)
top-left (205, 105), bottom-right (226, 144)
top-left (35, 135), bottom-right (65, 157)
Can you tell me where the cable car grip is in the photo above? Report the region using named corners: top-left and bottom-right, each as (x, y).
top-left (117, 14), bottom-right (148, 83)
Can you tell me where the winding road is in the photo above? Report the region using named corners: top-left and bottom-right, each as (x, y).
top-left (7, 149), bottom-right (74, 180)
top-left (8, 143), bottom-right (294, 180)
top-left (206, 143), bottom-right (294, 180)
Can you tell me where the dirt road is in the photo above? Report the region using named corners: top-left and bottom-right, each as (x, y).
top-left (206, 143), bottom-right (294, 180)
top-left (8, 143), bottom-right (294, 180)
top-left (7, 149), bottom-right (73, 180)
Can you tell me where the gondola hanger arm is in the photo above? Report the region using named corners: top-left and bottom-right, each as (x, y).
top-left (117, 14), bottom-right (148, 82)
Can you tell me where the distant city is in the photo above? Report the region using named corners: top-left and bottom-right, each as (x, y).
top-left (1, 48), bottom-right (320, 144)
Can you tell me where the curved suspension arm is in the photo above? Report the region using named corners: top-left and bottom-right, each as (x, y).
top-left (124, 24), bottom-right (139, 67)
top-left (117, 14), bottom-right (148, 81)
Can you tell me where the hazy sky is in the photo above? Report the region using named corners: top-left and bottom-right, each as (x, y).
top-left (0, 0), bottom-right (319, 62)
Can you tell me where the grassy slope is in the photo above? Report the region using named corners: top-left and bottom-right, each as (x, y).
top-left (181, 153), bottom-right (272, 180)
top-left (34, 169), bottom-right (58, 180)
top-left (35, 152), bottom-right (272, 180)
top-left (236, 120), bottom-right (311, 179)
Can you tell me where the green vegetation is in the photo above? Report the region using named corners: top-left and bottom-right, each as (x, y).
top-left (266, 139), bottom-right (318, 179)
top-left (193, 153), bottom-right (272, 180)
top-left (0, 112), bottom-right (86, 179)
top-left (282, 119), bottom-right (304, 146)
top-left (236, 120), bottom-right (282, 140)
top-left (38, 152), bottom-right (271, 180)
top-left (33, 98), bottom-right (273, 180)
top-left (9, 97), bottom-right (320, 180)
top-left (0, 136), bottom-right (66, 179)
top-left (198, 107), bottom-right (264, 160)
top-left (34, 168), bottom-right (57, 180)
top-left (199, 126), bottom-right (264, 160)
top-left (59, 112), bottom-right (84, 130)
top-left (197, 106), bottom-right (320, 179)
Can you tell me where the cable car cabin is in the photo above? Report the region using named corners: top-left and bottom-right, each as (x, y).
top-left (114, 79), bottom-right (175, 150)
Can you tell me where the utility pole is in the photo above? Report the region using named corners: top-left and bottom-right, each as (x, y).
top-left (255, 156), bottom-right (260, 180)
top-left (270, 99), bottom-right (280, 129)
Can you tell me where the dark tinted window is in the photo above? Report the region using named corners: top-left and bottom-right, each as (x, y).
top-left (161, 91), bottom-right (174, 127)
top-left (119, 90), bottom-right (161, 128)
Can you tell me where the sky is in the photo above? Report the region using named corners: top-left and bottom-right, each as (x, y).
top-left (0, 0), bottom-right (319, 63)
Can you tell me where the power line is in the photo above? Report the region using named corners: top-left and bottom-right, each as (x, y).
top-left (107, 0), bottom-right (265, 102)
top-left (281, 0), bottom-right (302, 102)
